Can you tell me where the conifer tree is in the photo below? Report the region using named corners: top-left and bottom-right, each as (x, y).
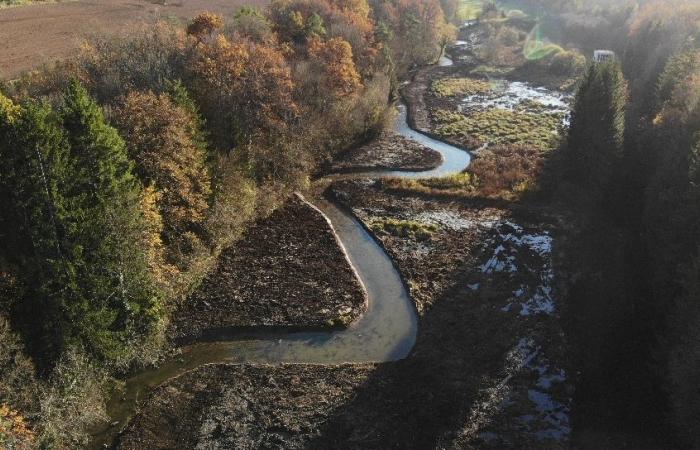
top-left (0, 84), bottom-right (163, 365)
top-left (0, 93), bottom-right (74, 360)
top-left (564, 61), bottom-right (627, 201)
top-left (59, 80), bottom-right (162, 364)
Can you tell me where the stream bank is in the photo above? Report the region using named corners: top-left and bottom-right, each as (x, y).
top-left (108, 21), bottom-right (574, 449)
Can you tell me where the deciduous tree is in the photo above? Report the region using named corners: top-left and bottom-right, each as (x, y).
top-left (113, 88), bottom-right (212, 270)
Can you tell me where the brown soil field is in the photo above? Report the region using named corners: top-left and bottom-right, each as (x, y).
top-left (327, 131), bottom-right (442, 175)
top-left (0, 0), bottom-right (266, 80)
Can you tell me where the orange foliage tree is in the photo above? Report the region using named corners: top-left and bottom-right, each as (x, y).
top-left (0, 405), bottom-right (34, 450)
top-left (113, 90), bottom-right (212, 270)
top-left (189, 35), bottom-right (299, 155)
top-left (308, 37), bottom-right (362, 97)
top-left (370, 0), bottom-right (454, 74)
top-left (186, 12), bottom-right (225, 39)
top-left (269, 0), bottom-right (379, 74)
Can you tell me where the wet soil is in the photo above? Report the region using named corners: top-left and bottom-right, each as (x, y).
top-left (327, 131), bottom-right (442, 175)
top-left (117, 181), bottom-right (572, 449)
top-left (114, 22), bottom-right (572, 450)
top-left (169, 194), bottom-right (367, 343)
top-left (116, 364), bottom-right (377, 450)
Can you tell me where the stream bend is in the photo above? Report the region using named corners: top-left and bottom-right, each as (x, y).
top-left (97, 65), bottom-right (471, 446)
top-left (153, 103), bottom-right (471, 366)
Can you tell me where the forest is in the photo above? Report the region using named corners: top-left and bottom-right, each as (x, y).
top-left (521, 1), bottom-right (700, 446)
top-left (1, 0), bottom-right (700, 448)
top-left (0, 1), bottom-right (454, 446)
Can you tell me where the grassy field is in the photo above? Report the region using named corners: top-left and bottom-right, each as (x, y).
top-left (457, 0), bottom-right (482, 21)
top-left (431, 77), bottom-right (491, 97)
top-left (433, 108), bottom-right (562, 149)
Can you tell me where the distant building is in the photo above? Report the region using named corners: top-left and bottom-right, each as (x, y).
top-left (594, 50), bottom-right (615, 63)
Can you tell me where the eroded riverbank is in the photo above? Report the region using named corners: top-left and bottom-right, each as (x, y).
top-left (106, 21), bottom-right (574, 449)
top-left (170, 194), bottom-right (368, 343)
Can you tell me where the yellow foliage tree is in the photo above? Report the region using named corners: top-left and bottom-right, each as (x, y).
top-left (308, 37), bottom-right (363, 97)
top-left (189, 35), bottom-right (299, 160)
top-left (114, 90), bottom-right (212, 270)
top-left (187, 12), bottom-right (224, 39)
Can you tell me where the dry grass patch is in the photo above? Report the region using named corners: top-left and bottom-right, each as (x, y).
top-left (370, 218), bottom-right (438, 241)
top-left (431, 78), bottom-right (491, 98)
top-left (386, 145), bottom-right (543, 200)
top-left (433, 108), bottom-right (562, 149)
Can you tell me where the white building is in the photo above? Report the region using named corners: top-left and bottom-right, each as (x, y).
top-left (594, 50), bottom-right (615, 63)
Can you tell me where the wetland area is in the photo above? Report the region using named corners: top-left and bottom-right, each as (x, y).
top-left (102, 20), bottom-right (576, 450)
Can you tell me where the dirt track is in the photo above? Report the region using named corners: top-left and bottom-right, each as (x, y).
top-left (0, 0), bottom-right (264, 79)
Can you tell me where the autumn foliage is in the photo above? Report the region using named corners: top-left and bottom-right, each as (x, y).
top-left (186, 11), bottom-right (224, 38)
top-left (308, 37), bottom-right (362, 96)
top-left (0, 0), bottom-right (455, 445)
top-left (113, 90), bottom-right (212, 270)
top-left (190, 35), bottom-right (299, 153)
top-left (0, 404), bottom-right (34, 450)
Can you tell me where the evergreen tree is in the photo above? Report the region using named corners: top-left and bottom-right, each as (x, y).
top-left (667, 250), bottom-right (700, 448)
top-left (642, 54), bottom-right (700, 323)
top-left (59, 80), bottom-right (162, 364)
top-left (0, 84), bottom-right (163, 366)
top-left (0, 94), bottom-right (74, 361)
top-left (563, 61), bottom-right (627, 202)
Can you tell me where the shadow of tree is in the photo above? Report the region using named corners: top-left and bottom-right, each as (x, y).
top-left (304, 209), bottom-right (519, 449)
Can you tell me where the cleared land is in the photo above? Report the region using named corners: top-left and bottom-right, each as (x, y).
top-left (117, 180), bottom-right (571, 449)
top-left (169, 194), bottom-right (367, 343)
top-left (0, 0), bottom-right (264, 79)
top-left (328, 131), bottom-right (442, 175)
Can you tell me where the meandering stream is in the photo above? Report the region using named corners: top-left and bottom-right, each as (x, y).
top-left (91, 56), bottom-right (472, 448)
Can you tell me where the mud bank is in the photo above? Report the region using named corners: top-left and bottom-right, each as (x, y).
top-left (116, 364), bottom-right (376, 450)
top-left (170, 194), bottom-right (367, 343)
top-left (117, 179), bottom-right (571, 449)
top-left (328, 131), bottom-right (442, 174)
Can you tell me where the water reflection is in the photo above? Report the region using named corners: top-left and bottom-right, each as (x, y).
top-left (92, 60), bottom-right (473, 449)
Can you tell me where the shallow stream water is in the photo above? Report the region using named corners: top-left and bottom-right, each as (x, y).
top-left (92, 58), bottom-right (472, 448)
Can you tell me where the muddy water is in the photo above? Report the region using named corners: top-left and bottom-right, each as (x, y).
top-left (92, 58), bottom-right (471, 448)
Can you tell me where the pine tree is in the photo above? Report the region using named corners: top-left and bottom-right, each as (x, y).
top-left (667, 250), bottom-right (700, 448)
top-left (0, 94), bottom-right (74, 361)
top-left (564, 61), bottom-right (627, 202)
top-left (59, 80), bottom-right (162, 364)
top-left (1, 84), bottom-right (163, 366)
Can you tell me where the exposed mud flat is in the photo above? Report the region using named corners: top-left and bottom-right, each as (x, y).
top-left (116, 364), bottom-right (377, 450)
top-left (331, 180), bottom-right (572, 448)
top-left (330, 179), bottom-right (502, 313)
top-left (121, 179), bottom-right (570, 449)
top-left (328, 131), bottom-right (442, 174)
top-left (169, 194), bottom-right (367, 343)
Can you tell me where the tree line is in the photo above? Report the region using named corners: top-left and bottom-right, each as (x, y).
top-left (545, 1), bottom-right (700, 446)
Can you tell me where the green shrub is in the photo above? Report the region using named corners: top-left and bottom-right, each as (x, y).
top-left (36, 349), bottom-right (107, 449)
top-left (548, 49), bottom-right (587, 77)
top-left (431, 78), bottom-right (491, 97)
top-left (370, 218), bottom-right (438, 241)
top-left (0, 316), bottom-right (38, 413)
